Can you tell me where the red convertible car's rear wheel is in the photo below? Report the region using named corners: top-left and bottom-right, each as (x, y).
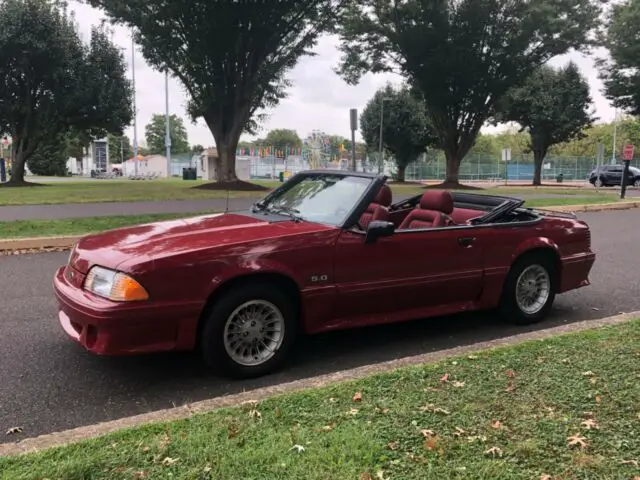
top-left (500, 253), bottom-right (557, 325)
top-left (200, 282), bottom-right (297, 379)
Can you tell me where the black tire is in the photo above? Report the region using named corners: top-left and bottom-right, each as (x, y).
top-left (499, 253), bottom-right (557, 325)
top-left (633, 178), bottom-right (640, 187)
top-left (200, 282), bottom-right (298, 379)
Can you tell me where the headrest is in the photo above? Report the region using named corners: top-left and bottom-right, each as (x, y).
top-left (419, 190), bottom-right (453, 214)
top-left (374, 185), bottom-right (392, 207)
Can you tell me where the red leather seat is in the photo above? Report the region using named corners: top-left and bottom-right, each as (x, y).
top-left (359, 185), bottom-right (392, 228)
top-left (399, 190), bottom-right (454, 229)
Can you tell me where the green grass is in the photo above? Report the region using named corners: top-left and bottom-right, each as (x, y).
top-left (524, 195), bottom-right (623, 208)
top-left (0, 177), bottom-right (618, 206)
top-left (2, 320), bottom-right (639, 480)
top-left (0, 179), bottom-right (280, 206)
top-left (0, 212), bottom-right (216, 239)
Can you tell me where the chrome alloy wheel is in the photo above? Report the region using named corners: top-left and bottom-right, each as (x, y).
top-left (515, 264), bottom-right (551, 315)
top-left (223, 300), bottom-right (285, 366)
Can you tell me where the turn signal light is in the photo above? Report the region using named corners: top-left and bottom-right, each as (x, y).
top-left (84, 266), bottom-right (149, 302)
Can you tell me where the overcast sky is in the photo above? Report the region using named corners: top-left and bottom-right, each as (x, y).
top-left (70, 1), bottom-right (617, 148)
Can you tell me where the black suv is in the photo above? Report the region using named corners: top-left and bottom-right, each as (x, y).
top-left (588, 165), bottom-right (640, 187)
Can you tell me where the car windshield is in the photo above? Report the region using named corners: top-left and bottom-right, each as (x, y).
top-left (258, 173), bottom-right (374, 226)
top-left (630, 166), bottom-right (640, 174)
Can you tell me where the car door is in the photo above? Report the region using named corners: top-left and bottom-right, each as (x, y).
top-left (608, 166), bottom-right (623, 184)
top-left (332, 225), bottom-right (486, 319)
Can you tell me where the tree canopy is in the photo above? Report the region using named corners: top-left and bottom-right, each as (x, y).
top-left (599, 0), bottom-right (640, 116)
top-left (336, 0), bottom-right (602, 186)
top-left (87, 0), bottom-right (347, 187)
top-left (0, 0), bottom-right (132, 185)
top-left (496, 62), bottom-right (595, 185)
top-left (144, 114), bottom-right (190, 155)
top-left (264, 129), bottom-right (302, 150)
top-left (108, 134), bottom-right (133, 163)
top-left (360, 84), bottom-right (437, 181)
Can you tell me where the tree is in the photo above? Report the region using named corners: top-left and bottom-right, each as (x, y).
top-left (336, 0), bottom-right (602, 187)
top-left (191, 144), bottom-right (205, 155)
top-left (87, 0), bottom-right (347, 187)
top-left (144, 114), bottom-right (190, 155)
top-left (26, 134), bottom-right (70, 177)
top-left (108, 134), bottom-right (133, 163)
top-left (0, 1), bottom-right (132, 185)
top-left (360, 84), bottom-right (437, 182)
top-left (599, 0), bottom-right (640, 116)
top-left (496, 63), bottom-right (595, 185)
top-left (264, 129), bottom-right (302, 150)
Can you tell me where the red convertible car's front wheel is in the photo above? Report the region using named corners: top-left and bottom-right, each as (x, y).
top-left (500, 253), bottom-right (557, 325)
top-left (200, 282), bottom-right (297, 379)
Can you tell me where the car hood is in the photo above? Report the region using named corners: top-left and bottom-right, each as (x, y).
top-left (69, 212), bottom-right (328, 274)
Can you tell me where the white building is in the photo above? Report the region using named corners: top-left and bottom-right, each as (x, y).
top-left (121, 154), bottom-right (169, 177)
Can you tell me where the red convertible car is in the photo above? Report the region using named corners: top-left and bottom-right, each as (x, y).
top-left (54, 170), bottom-right (595, 378)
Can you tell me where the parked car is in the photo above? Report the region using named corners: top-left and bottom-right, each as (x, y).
top-left (54, 171), bottom-right (596, 378)
top-left (588, 164), bottom-right (640, 187)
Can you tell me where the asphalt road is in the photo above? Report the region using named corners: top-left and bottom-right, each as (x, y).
top-left (3, 189), bottom-right (637, 221)
top-left (0, 209), bottom-right (639, 441)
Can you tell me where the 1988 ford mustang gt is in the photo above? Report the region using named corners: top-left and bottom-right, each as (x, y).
top-left (54, 170), bottom-right (595, 378)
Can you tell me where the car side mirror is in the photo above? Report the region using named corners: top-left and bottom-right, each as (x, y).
top-left (364, 220), bottom-right (395, 244)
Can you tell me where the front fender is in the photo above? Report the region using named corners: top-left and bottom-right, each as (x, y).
top-left (511, 237), bottom-right (560, 263)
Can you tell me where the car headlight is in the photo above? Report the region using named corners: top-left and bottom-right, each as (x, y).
top-left (84, 266), bottom-right (149, 302)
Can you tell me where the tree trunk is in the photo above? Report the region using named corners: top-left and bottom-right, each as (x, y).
top-left (396, 164), bottom-right (406, 182)
top-left (444, 150), bottom-right (460, 185)
top-left (7, 145), bottom-right (26, 185)
top-left (532, 148), bottom-right (547, 186)
top-left (216, 143), bottom-right (239, 183)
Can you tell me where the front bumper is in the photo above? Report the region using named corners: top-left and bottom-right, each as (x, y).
top-left (53, 266), bottom-right (202, 355)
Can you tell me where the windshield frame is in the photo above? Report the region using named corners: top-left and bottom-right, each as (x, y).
top-left (255, 170), bottom-right (387, 229)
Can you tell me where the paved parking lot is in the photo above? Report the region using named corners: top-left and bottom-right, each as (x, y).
top-left (0, 209), bottom-right (638, 441)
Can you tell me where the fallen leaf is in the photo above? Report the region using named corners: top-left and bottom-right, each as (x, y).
top-left (376, 470), bottom-right (387, 480)
top-left (467, 435), bottom-right (487, 443)
top-left (505, 369), bottom-right (515, 378)
top-left (582, 371), bottom-right (596, 377)
top-left (454, 427), bottom-right (466, 437)
top-left (386, 441), bottom-right (398, 450)
top-left (561, 358), bottom-right (570, 364)
top-left (142, 446), bottom-right (150, 452)
top-left (353, 392), bottom-right (363, 402)
top-left (419, 404), bottom-right (450, 415)
top-left (467, 355), bottom-right (479, 360)
top-left (484, 446), bottom-right (503, 457)
top-left (440, 373), bottom-right (450, 383)
top-left (595, 395), bottom-right (602, 403)
top-left (451, 361), bottom-right (458, 365)
top-left (375, 407), bottom-right (390, 414)
top-left (248, 409), bottom-right (262, 421)
top-left (539, 475), bottom-right (552, 480)
top-left (491, 420), bottom-right (502, 429)
top-left (582, 411), bottom-right (595, 419)
top-left (160, 434), bottom-right (171, 448)
top-left (346, 408), bottom-right (359, 416)
top-left (505, 381), bottom-right (516, 392)
top-left (421, 429), bottom-right (436, 438)
top-left (320, 423), bottom-right (335, 432)
top-left (360, 474), bottom-right (373, 480)
top-left (328, 397), bottom-right (337, 403)
top-left (289, 444), bottom-right (305, 454)
top-left (567, 433), bottom-right (588, 449)
top-left (424, 436), bottom-right (440, 451)
top-left (133, 472), bottom-right (147, 479)
top-left (5, 427), bottom-right (23, 435)
top-left (621, 459), bottom-right (639, 466)
top-left (161, 457), bottom-right (179, 466)
top-left (580, 419), bottom-right (599, 430)
top-left (452, 381), bottom-right (466, 388)
top-left (589, 377), bottom-right (597, 385)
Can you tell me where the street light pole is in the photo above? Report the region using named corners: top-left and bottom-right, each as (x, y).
top-left (611, 107), bottom-right (618, 165)
top-left (131, 34), bottom-right (139, 176)
top-left (165, 70), bottom-right (171, 178)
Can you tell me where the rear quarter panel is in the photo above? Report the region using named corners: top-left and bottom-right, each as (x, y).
top-left (477, 215), bottom-right (593, 307)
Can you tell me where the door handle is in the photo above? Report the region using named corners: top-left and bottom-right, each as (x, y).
top-left (457, 236), bottom-right (476, 247)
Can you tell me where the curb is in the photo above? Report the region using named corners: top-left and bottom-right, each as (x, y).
top-left (1, 201), bottom-right (638, 254)
top-left (1, 311), bottom-right (638, 458)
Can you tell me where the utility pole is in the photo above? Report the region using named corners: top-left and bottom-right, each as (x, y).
top-left (378, 97), bottom-right (391, 173)
top-left (132, 35), bottom-right (139, 176)
top-left (611, 107), bottom-right (618, 165)
top-left (350, 108), bottom-right (358, 171)
top-left (165, 70), bottom-right (171, 177)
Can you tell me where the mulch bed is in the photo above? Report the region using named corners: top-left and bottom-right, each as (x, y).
top-left (192, 180), bottom-right (270, 192)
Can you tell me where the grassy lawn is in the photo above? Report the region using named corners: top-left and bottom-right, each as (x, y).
top-left (2, 320), bottom-right (638, 479)
top-left (0, 179), bottom-right (281, 206)
top-left (0, 177), bottom-right (621, 206)
top-left (0, 212), bottom-right (216, 239)
top-left (523, 195), bottom-right (624, 208)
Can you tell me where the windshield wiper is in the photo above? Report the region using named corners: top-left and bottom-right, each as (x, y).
top-left (251, 201), bottom-right (267, 213)
top-left (266, 205), bottom-right (303, 222)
